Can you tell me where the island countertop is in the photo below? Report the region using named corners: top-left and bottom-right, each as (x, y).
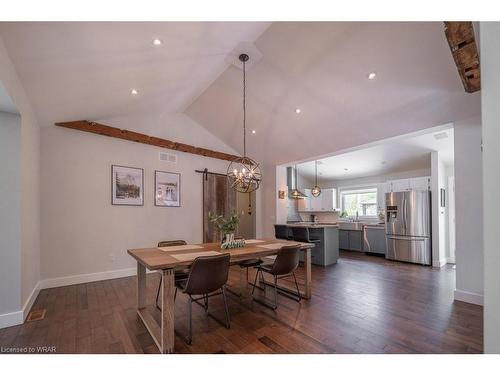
top-left (283, 222), bottom-right (339, 228)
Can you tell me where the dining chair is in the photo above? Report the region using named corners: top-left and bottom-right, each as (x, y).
top-left (156, 240), bottom-right (189, 310)
top-left (175, 253), bottom-right (231, 345)
top-left (252, 244), bottom-right (302, 310)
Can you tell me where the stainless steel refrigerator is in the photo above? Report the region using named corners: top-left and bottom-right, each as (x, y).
top-left (385, 191), bottom-right (432, 265)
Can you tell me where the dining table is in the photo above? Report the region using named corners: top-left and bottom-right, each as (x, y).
top-left (127, 238), bottom-right (315, 353)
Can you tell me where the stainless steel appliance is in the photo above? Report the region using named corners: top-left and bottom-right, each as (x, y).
top-left (385, 191), bottom-right (432, 265)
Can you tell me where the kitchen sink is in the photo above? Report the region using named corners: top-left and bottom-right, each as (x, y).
top-left (338, 222), bottom-right (364, 231)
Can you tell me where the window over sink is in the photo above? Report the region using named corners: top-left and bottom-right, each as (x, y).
top-left (340, 188), bottom-right (378, 218)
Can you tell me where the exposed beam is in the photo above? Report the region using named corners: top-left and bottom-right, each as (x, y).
top-left (55, 120), bottom-right (239, 162)
top-left (444, 22), bottom-right (481, 93)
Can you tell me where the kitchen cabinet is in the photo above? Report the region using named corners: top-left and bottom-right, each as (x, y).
top-left (386, 177), bottom-right (430, 193)
top-left (363, 226), bottom-right (387, 255)
top-left (298, 188), bottom-right (337, 212)
top-left (339, 229), bottom-right (363, 251)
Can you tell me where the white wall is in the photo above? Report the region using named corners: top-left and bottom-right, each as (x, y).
top-left (481, 21), bottom-right (500, 353)
top-left (40, 114), bottom-right (240, 284)
top-left (431, 152), bottom-right (448, 267)
top-left (0, 111), bottom-right (21, 320)
top-left (453, 117), bottom-right (483, 306)
top-left (0, 37), bottom-right (41, 327)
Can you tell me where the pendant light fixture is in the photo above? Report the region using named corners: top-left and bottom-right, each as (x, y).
top-left (311, 160), bottom-right (322, 197)
top-left (290, 164), bottom-right (307, 199)
top-left (227, 54), bottom-right (261, 209)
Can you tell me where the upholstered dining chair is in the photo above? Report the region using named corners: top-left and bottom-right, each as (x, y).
top-left (175, 253), bottom-right (231, 345)
top-left (252, 244), bottom-right (302, 310)
top-left (156, 240), bottom-right (189, 310)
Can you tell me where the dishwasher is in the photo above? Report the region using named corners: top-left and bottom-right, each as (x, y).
top-left (363, 225), bottom-right (387, 255)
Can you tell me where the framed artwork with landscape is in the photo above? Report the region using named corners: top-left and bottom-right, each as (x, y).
top-left (111, 165), bottom-right (144, 206)
top-left (155, 170), bottom-right (181, 207)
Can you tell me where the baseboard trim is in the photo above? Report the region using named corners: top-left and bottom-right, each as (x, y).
top-left (39, 267), bottom-right (151, 289)
top-left (446, 257), bottom-right (456, 264)
top-left (454, 289), bottom-right (484, 306)
top-left (432, 258), bottom-right (447, 268)
top-left (22, 281), bottom-right (40, 320)
top-left (0, 282), bottom-right (42, 329)
top-left (0, 310), bottom-right (23, 329)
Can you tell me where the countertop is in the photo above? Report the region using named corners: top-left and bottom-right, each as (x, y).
top-left (284, 222), bottom-right (339, 228)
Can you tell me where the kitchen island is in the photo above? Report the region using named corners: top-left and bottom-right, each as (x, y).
top-left (282, 223), bottom-right (339, 266)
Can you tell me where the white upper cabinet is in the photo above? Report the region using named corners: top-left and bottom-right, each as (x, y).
top-left (298, 188), bottom-right (337, 212)
top-left (386, 177), bottom-right (430, 192)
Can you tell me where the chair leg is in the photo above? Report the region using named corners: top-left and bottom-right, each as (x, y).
top-left (174, 287), bottom-right (178, 302)
top-left (273, 275), bottom-right (278, 310)
top-left (155, 278), bottom-right (162, 310)
top-left (186, 296), bottom-right (193, 345)
top-left (252, 268), bottom-right (260, 295)
top-left (292, 272), bottom-right (302, 302)
top-left (221, 286), bottom-right (231, 329)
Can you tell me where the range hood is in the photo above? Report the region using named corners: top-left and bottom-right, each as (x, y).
top-left (287, 166), bottom-right (307, 199)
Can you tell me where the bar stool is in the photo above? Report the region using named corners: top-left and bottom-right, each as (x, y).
top-left (274, 224), bottom-right (291, 240)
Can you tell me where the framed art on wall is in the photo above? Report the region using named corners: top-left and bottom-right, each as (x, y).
top-left (111, 165), bottom-right (144, 206)
top-left (155, 170), bottom-right (181, 207)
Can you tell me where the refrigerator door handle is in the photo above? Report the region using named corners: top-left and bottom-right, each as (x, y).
top-left (387, 235), bottom-right (426, 241)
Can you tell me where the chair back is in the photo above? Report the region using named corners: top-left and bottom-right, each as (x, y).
top-left (184, 253), bottom-right (230, 295)
top-left (158, 240), bottom-right (187, 247)
top-left (269, 244), bottom-right (302, 276)
top-left (290, 226), bottom-right (310, 242)
top-left (274, 225), bottom-right (290, 240)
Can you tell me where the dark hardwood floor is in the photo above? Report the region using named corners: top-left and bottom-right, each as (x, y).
top-left (0, 251), bottom-right (483, 354)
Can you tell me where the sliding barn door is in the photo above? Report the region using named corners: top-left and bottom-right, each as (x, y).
top-left (203, 173), bottom-right (236, 243)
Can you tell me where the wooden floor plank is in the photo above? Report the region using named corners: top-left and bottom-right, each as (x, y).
top-left (0, 251), bottom-right (483, 354)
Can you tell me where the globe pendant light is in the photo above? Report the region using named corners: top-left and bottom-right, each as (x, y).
top-left (227, 54), bottom-right (261, 196)
top-left (311, 160), bottom-right (322, 197)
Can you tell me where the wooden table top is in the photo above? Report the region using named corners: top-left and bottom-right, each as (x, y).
top-left (127, 239), bottom-right (314, 270)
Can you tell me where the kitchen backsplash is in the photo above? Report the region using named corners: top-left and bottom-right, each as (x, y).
top-left (299, 211), bottom-right (339, 223)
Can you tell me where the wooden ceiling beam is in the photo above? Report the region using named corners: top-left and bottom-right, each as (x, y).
top-left (444, 21), bottom-right (481, 93)
top-left (55, 120), bottom-right (239, 162)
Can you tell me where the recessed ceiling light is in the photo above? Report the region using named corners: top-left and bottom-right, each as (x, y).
top-left (368, 72), bottom-right (376, 80)
top-left (251, 130), bottom-right (256, 134)
top-left (295, 108), bottom-right (301, 114)
top-left (130, 89), bottom-right (138, 95)
top-left (381, 161), bottom-right (386, 165)
top-left (152, 38), bottom-right (162, 46)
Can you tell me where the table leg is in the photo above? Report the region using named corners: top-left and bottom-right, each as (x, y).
top-left (137, 262), bottom-right (146, 308)
top-left (161, 269), bottom-right (175, 354)
top-left (304, 248), bottom-right (312, 299)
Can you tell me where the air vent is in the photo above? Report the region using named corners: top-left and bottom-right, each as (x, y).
top-left (159, 152), bottom-right (177, 163)
top-left (434, 132), bottom-right (448, 140)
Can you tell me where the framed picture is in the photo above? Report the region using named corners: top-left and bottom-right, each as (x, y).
top-left (278, 190), bottom-right (286, 199)
top-left (155, 171), bottom-right (181, 207)
top-left (111, 165), bottom-right (144, 206)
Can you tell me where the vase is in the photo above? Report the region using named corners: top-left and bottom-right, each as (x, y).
top-left (221, 233), bottom-right (235, 246)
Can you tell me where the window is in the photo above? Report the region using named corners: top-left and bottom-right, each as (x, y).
top-left (340, 188), bottom-right (378, 217)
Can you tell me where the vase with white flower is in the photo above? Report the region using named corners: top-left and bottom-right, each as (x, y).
top-left (208, 211), bottom-right (244, 249)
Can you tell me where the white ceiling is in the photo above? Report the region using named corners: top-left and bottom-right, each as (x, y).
top-left (0, 22), bottom-right (270, 128)
top-left (186, 22), bottom-right (480, 165)
top-left (0, 22), bottom-right (480, 166)
top-left (0, 81), bottom-right (18, 114)
top-left (297, 126), bottom-right (454, 181)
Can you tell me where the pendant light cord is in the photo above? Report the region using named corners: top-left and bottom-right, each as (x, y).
top-left (315, 161), bottom-right (318, 185)
top-left (242, 59), bottom-right (247, 158)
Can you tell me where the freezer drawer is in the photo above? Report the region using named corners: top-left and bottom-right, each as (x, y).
top-left (385, 235), bottom-right (431, 265)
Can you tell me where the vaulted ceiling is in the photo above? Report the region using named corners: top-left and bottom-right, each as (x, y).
top-left (0, 22), bottom-right (480, 166)
top-left (186, 22), bottom-right (480, 165)
top-left (0, 22), bottom-right (270, 129)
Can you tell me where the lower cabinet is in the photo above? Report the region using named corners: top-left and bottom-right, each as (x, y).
top-left (339, 230), bottom-right (363, 251)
